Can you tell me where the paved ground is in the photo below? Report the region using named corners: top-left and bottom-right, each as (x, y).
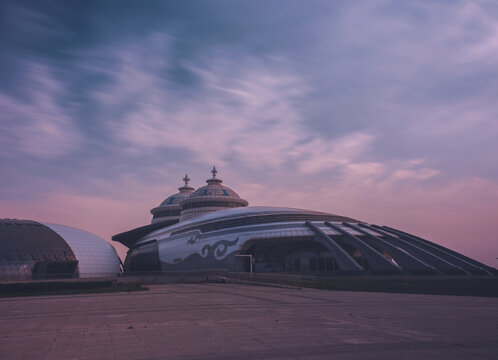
top-left (0, 284), bottom-right (497, 360)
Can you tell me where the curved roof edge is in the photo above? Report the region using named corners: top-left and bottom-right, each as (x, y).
top-left (113, 219), bottom-right (178, 248)
top-left (114, 206), bottom-right (360, 248)
top-left (42, 222), bottom-right (121, 277)
top-left (175, 206), bottom-right (352, 227)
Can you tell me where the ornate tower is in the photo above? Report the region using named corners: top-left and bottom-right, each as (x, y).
top-left (150, 174), bottom-right (195, 224)
top-left (179, 167), bottom-right (248, 222)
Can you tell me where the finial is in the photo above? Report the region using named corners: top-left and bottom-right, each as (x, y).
top-left (183, 174), bottom-right (190, 186)
top-left (211, 166), bottom-right (217, 179)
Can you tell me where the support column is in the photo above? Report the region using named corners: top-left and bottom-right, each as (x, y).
top-left (324, 222), bottom-right (401, 274)
top-left (305, 221), bottom-right (364, 274)
top-left (381, 226), bottom-right (497, 276)
top-left (358, 224), bottom-right (468, 275)
top-left (342, 223), bottom-right (437, 275)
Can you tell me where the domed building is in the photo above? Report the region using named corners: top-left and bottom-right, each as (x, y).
top-left (150, 174), bottom-right (194, 224)
top-left (113, 168), bottom-right (497, 276)
top-left (0, 219), bottom-right (121, 281)
top-left (179, 167), bottom-right (248, 221)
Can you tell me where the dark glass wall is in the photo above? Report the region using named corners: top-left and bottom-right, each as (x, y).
top-left (0, 219), bottom-right (78, 280)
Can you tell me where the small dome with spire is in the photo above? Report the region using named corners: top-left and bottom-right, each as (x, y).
top-left (151, 175), bottom-right (194, 224)
top-left (179, 166), bottom-right (248, 222)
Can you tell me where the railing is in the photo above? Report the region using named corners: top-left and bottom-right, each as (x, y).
top-left (229, 272), bottom-right (320, 287)
top-left (0, 272), bottom-right (121, 283)
top-left (2, 270), bottom-right (497, 298)
top-left (0, 269), bottom-right (229, 284)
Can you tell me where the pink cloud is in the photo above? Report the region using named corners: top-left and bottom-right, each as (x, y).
top-left (0, 192), bottom-right (154, 261)
top-left (2, 170), bottom-right (497, 268)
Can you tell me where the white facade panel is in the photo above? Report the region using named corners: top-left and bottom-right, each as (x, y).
top-left (42, 223), bottom-right (121, 278)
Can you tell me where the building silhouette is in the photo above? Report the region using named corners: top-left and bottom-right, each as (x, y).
top-left (113, 167), bottom-right (497, 276)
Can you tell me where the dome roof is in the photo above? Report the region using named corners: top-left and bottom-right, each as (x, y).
top-left (188, 179), bottom-right (241, 199)
top-left (159, 181), bottom-right (194, 206)
top-left (179, 167), bottom-right (248, 221)
top-left (151, 175), bottom-right (194, 224)
top-left (159, 194), bottom-right (185, 206)
top-left (0, 219), bottom-right (121, 280)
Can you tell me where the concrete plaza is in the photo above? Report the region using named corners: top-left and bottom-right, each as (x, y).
top-left (0, 283), bottom-right (497, 359)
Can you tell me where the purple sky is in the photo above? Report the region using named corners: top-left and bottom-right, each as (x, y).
top-left (1, 0), bottom-right (498, 266)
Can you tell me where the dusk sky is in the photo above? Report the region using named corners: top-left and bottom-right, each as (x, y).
top-left (1, 0), bottom-right (497, 266)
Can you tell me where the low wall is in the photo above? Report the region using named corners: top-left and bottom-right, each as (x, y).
top-left (228, 272), bottom-right (498, 297)
top-left (2, 270), bottom-right (496, 297)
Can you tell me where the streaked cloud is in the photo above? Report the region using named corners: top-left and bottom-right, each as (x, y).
top-left (1, 0), bottom-right (497, 266)
top-left (0, 62), bottom-right (82, 158)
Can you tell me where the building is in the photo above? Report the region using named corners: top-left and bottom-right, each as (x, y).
top-left (0, 219), bottom-right (121, 280)
top-left (113, 168), bottom-right (497, 276)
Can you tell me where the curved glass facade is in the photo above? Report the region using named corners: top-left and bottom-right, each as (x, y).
top-left (43, 223), bottom-right (121, 278)
top-left (0, 219), bottom-right (77, 280)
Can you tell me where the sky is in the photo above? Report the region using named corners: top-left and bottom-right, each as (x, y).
top-left (1, 0), bottom-right (497, 266)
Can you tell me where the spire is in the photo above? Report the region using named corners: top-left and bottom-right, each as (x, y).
top-left (178, 173), bottom-right (194, 193)
top-left (207, 166), bottom-right (222, 185)
top-left (183, 174), bottom-right (190, 186)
